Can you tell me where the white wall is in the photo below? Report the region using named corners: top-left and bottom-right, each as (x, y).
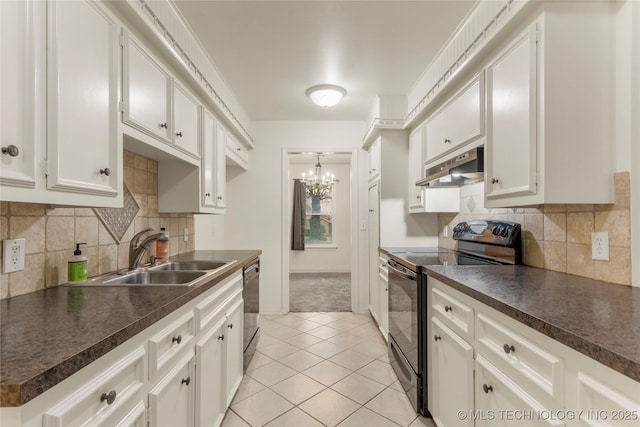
top-left (193, 214), bottom-right (225, 249)
top-left (289, 163), bottom-right (351, 273)
top-left (223, 121), bottom-right (368, 314)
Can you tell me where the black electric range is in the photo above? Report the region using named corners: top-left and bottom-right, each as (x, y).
top-left (386, 220), bottom-right (522, 416)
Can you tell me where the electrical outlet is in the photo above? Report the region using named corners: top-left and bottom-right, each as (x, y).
top-left (183, 227), bottom-right (188, 242)
top-left (592, 232), bottom-right (609, 261)
top-left (3, 239), bottom-right (26, 273)
top-left (443, 225), bottom-right (449, 238)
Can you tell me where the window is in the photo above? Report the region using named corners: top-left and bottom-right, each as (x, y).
top-left (304, 187), bottom-right (335, 246)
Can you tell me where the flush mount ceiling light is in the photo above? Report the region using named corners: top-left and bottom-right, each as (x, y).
top-left (306, 84), bottom-right (346, 108)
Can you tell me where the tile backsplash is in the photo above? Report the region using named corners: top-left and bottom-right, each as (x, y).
top-left (438, 172), bottom-right (632, 286)
top-left (0, 151), bottom-right (195, 299)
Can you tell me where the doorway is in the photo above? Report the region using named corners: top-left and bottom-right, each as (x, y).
top-left (284, 150), bottom-right (356, 312)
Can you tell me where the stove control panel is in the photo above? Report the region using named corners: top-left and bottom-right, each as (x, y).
top-left (452, 220), bottom-right (521, 247)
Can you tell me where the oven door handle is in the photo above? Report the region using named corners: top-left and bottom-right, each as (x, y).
top-left (387, 262), bottom-right (417, 281)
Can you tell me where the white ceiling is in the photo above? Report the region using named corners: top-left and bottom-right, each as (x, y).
top-left (173, 0), bottom-right (475, 121)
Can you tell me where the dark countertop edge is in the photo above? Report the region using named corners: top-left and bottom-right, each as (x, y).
top-left (424, 267), bottom-right (640, 383)
top-left (0, 250), bottom-right (261, 407)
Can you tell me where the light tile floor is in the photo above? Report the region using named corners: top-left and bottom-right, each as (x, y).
top-left (222, 312), bottom-right (436, 427)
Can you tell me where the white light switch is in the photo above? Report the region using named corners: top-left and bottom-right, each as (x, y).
top-left (360, 220), bottom-right (367, 231)
top-left (592, 232), bottom-right (609, 261)
top-left (3, 239), bottom-right (26, 273)
top-left (183, 227), bottom-right (189, 242)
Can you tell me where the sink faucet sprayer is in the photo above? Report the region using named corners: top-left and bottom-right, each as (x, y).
top-left (129, 228), bottom-right (169, 270)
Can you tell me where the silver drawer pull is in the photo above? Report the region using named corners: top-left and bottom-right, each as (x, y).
top-left (1, 145), bottom-right (19, 157)
top-left (444, 305), bottom-right (453, 312)
top-left (503, 344), bottom-right (515, 354)
top-left (181, 377), bottom-right (191, 386)
top-left (227, 323), bottom-right (233, 329)
top-left (172, 335), bottom-right (182, 345)
top-left (100, 390), bottom-right (117, 405)
top-left (482, 384), bottom-right (493, 394)
top-left (434, 335), bottom-right (442, 341)
top-left (99, 168), bottom-right (111, 176)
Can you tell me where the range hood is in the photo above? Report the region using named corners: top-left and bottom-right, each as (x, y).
top-left (416, 146), bottom-right (484, 187)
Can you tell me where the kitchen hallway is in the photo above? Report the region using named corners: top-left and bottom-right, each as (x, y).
top-left (222, 312), bottom-right (435, 427)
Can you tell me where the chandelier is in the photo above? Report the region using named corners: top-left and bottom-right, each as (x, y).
top-left (301, 153), bottom-right (339, 198)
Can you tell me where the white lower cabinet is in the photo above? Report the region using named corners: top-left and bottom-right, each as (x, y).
top-left (9, 271), bottom-right (246, 427)
top-left (475, 355), bottom-right (563, 427)
top-left (195, 318), bottom-right (226, 427)
top-left (43, 347), bottom-right (145, 427)
top-left (378, 255), bottom-right (389, 340)
top-left (224, 299), bottom-right (244, 407)
top-left (431, 317), bottom-right (474, 427)
top-left (149, 351), bottom-right (196, 427)
top-left (427, 277), bottom-right (640, 427)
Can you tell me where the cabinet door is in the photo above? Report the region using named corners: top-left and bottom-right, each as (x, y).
top-left (47, 0), bottom-right (119, 197)
top-left (149, 351), bottom-right (195, 427)
top-left (425, 76), bottom-right (482, 163)
top-left (379, 257), bottom-right (389, 338)
top-left (368, 182), bottom-right (380, 322)
top-left (408, 125), bottom-right (425, 211)
top-left (225, 131), bottom-right (248, 170)
top-left (225, 299), bottom-right (244, 406)
top-left (368, 137), bottom-right (381, 182)
top-left (202, 109), bottom-right (216, 208)
top-left (431, 318), bottom-right (474, 427)
top-left (475, 355), bottom-right (564, 427)
top-left (485, 26), bottom-right (537, 201)
top-left (174, 83), bottom-right (200, 158)
top-left (0, 0), bottom-right (40, 189)
top-left (195, 318), bottom-right (226, 427)
top-left (122, 32), bottom-right (171, 143)
top-left (215, 121), bottom-right (227, 209)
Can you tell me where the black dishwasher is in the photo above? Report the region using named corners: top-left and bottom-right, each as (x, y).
top-left (243, 258), bottom-right (260, 371)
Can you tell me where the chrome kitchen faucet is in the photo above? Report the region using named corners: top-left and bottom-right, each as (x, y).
top-left (129, 228), bottom-right (168, 270)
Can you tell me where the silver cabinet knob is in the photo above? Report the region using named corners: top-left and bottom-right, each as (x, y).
top-left (205, 192), bottom-right (211, 197)
top-left (159, 122), bottom-right (168, 129)
top-left (99, 168), bottom-right (111, 176)
top-left (1, 145), bottom-right (19, 157)
top-left (176, 132), bottom-right (183, 137)
top-left (492, 178), bottom-right (500, 184)
top-left (503, 344), bottom-right (515, 354)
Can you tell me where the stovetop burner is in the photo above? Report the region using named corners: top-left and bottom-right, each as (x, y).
top-left (389, 220), bottom-right (522, 270)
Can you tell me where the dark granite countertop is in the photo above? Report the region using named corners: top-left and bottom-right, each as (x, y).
top-left (424, 265), bottom-right (640, 383)
top-left (0, 250), bottom-right (260, 407)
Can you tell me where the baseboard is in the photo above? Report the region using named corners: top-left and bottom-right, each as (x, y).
top-left (289, 269), bottom-right (351, 274)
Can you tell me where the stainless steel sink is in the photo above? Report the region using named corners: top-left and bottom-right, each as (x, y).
top-left (68, 259), bottom-right (236, 287)
top-left (148, 261), bottom-right (228, 271)
top-left (102, 270), bottom-right (206, 285)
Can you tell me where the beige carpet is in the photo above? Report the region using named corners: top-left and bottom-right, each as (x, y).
top-left (289, 273), bottom-right (351, 312)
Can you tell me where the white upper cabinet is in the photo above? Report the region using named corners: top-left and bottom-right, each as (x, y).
top-left (408, 125), bottom-right (425, 211)
top-left (201, 108), bottom-right (226, 213)
top-left (173, 82), bottom-right (200, 159)
top-left (0, 0), bottom-right (40, 190)
top-left (122, 31), bottom-right (172, 143)
top-left (425, 75), bottom-right (484, 165)
top-left (225, 131), bottom-right (248, 170)
top-left (368, 136), bottom-right (381, 183)
top-left (46, 0), bottom-right (120, 198)
top-left (485, 27), bottom-right (537, 202)
top-left (485, 4), bottom-right (614, 207)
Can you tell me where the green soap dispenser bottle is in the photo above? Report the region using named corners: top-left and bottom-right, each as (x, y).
top-left (68, 243), bottom-right (87, 284)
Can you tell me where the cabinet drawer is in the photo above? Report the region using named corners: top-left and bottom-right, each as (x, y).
top-left (432, 286), bottom-right (474, 341)
top-left (577, 371), bottom-right (640, 425)
top-left (476, 312), bottom-right (563, 403)
top-left (43, 347), bottom-right (145, 427)
top-left (475, 355), bottom-right (564, 427)
top-left (425, 75), bottom-right (483, 163)
top-left (225, 132), bottom-right (248, 169)
top-left (195, 272), bottom-right (243, 333)
top-left (149, 311), bottom-right (195, 379)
